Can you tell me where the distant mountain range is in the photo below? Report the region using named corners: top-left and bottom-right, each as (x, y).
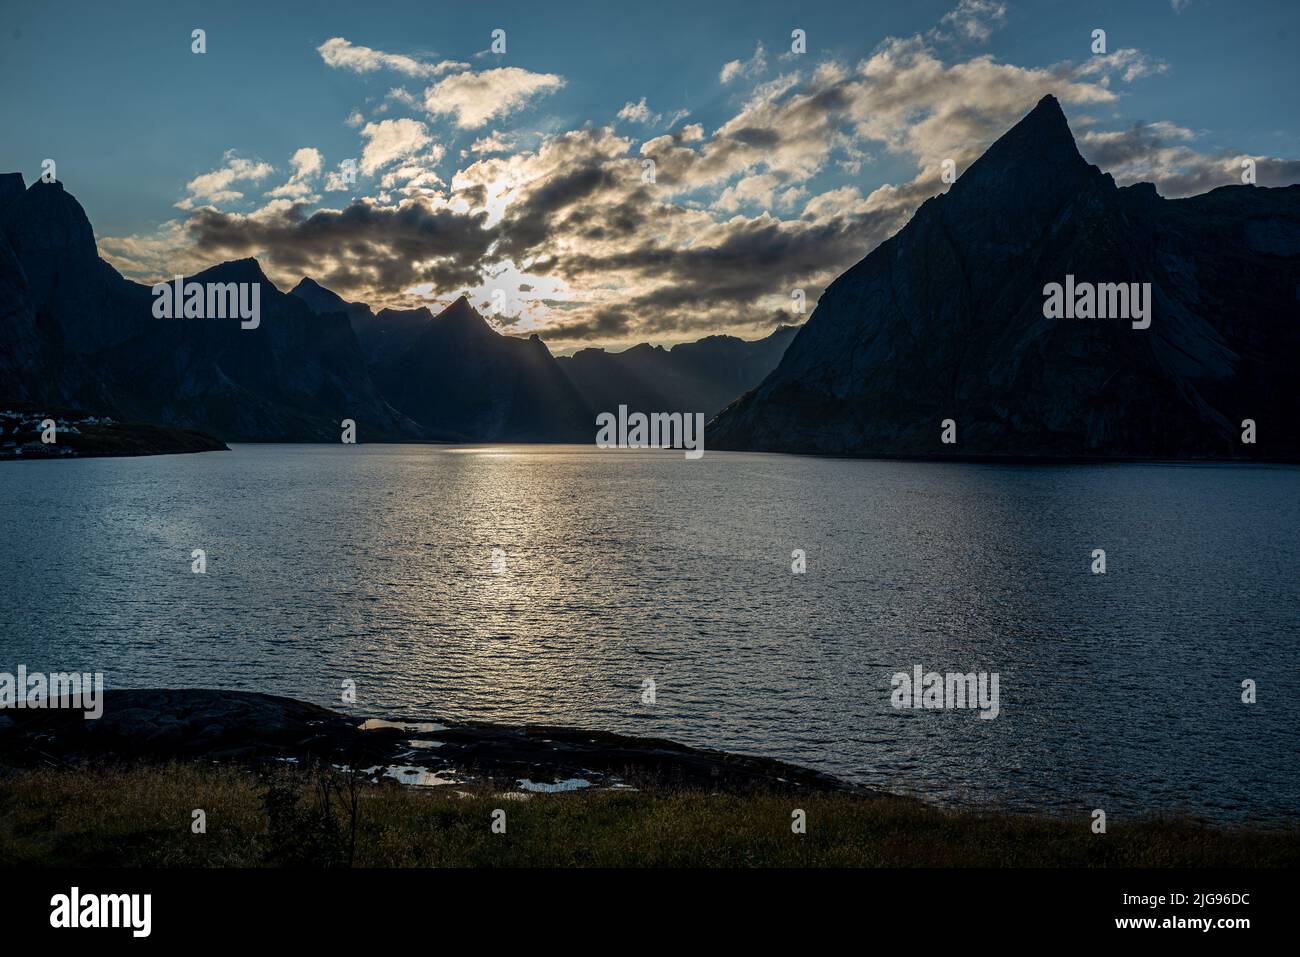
top-left (6, 95), bottom-right (1297, 458)
top-left (0, 180), bottom-right (795, 443)
top-left (709, 95), bottom-right (1300, 460)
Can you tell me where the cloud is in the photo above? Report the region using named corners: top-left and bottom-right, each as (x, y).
top-left (934, 0), bottom-right (1007, 44)
top-left (1078, 121), bottom-right (1300, 196)
top-left (105, 6), bottom-right (1296, 353)
top-left (617, 97), bottom-right (654, 123)
top-left (617, 96), bottom-right (690, 128)
top-left (423, 67), bottom-right (564, 128)
top-left (175, 151), bottom-right (275, 210)
top-left (317, 37), bottom-right (467, 78)
top-left (181, 196), bottom-right (496, 301)
top-left (266, 148), bottom-right (324, 200)
top-left (467, 131), bottom-right (514, 156)
top-left (720, 42), bottom-right (768, 83)
top-left (1076, 48), bottom-right (1168, 84)
top-left (360, 119), bottom-right (433, 174)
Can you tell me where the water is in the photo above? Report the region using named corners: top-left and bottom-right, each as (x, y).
top-left (2, 445), bottom-right (1297, 824)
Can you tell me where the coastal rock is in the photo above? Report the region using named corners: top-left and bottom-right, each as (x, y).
top-left (0, 688), bottom-right (864, 794)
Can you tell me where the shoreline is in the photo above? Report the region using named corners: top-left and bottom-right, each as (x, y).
top-left (0, 688), bottom-right (863, 795)
top-left (10, 442), bottom-right (1300, 468)
top-left (3, 690), bottom-right (1296, 867)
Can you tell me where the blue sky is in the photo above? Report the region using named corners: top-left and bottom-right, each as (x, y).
top-left (2, 0), bottom-right (1297, 350)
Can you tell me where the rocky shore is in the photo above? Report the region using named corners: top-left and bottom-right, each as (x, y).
top-left (0, 688), bottom-right (863, 795)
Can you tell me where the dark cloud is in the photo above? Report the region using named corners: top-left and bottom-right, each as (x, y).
top-left (185, 199), bottom-right (497, 293)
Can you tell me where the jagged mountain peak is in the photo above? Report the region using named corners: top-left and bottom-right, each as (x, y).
top-left (980, 95), bottom-right (1079, 164)
top-left (290, 276), bottom-right (328, 295)
top-left (1, 177), bottom-right (96, 255)
top-left (707, 95), bottom-right (1300, 460)
top-left (432, 295), bottom-right (493, 336)
top-left (290, 275), bottom-right (375, 319)
top-left (945, 93), bottom-right (1100, 207)
top-left (192, 257), bottom-right (275, 289)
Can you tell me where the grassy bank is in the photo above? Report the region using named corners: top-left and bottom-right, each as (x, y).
top-left (1, 764), bottom-right (1295, 868)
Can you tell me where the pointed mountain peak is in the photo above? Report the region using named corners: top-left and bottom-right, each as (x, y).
top-left (193, 257), bottom-right (275, 289)
top-left (982, 94), bottom-right (1081, 165)
top-left (941, 93), bottom-right (1100, 211)
top-left (290, 276), bottom-right (326, 294)
top-left (439, 294), bottom-right (476, 316)
top-left (1028, 93), bottom-right (1067, 124)
top-left (434, 295), bottom-right (491, 332)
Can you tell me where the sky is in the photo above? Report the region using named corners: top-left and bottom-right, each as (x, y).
top-left (2, 0), bottom-right (1298, 352)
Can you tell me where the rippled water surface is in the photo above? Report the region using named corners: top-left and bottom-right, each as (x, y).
top-left (2, 445), bottom-right (1297, 823)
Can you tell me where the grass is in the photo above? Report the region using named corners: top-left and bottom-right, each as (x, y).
top-left (0, 763), bottom-right (1295, 868)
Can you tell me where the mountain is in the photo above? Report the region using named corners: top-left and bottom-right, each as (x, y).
top-left (290, 278), bottom-right (432, 367)
top-left (97, 259), bottom-right (420, 441)
top-left (708, 95), bottom-right (1300, 460)
top-left (0, 177), bottom-right (45, 402)
top-left (0, 178), bottom-right (418, 442)
top-left (0, 166), bottom-right (791, 446)
top-left (292, 274), bottom-right (798, 439)
top-left (372, 296), bottom-right (594, 441)
top-left (557, 325), bottom-right (798, 419)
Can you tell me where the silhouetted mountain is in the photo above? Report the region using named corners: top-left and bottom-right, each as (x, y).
top-left (291, 275), bottom-right (796, 438)
top-left (98, 260), bottom-right (419, 441)
top-left (709, 95), bottom-right (1300, 460)
top-left (289, 276), bottom-right (372, 328)
top-left (557, 326), bottom-right (798, 418)
top-left (372, 296), bottom-right (594, 441)
top-left (0, 178), bottom-right (129, 408)
top-left (0, 179), bottom-right (418, 441)
top-left (290, 277), bottom-right (431, 367)
top-left (0, 177), bottom-right (43, 401)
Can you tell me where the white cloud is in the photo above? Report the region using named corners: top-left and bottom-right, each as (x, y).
top-left (317, 37), bottom-right (467, 78)
top-left (1076, 49), bottom-right (1169, 84)
top-left (266, 147), bottom-right (324, 200)
top-left (617, 97), bottom-right (654, 123)
top-left (176, 151), bottom-right (275, 210)
top-left (935, 0), bottom-right (1008, 44)
top-left (720, 42), bottom-right (768, 84)
top-left (617, 97), bottom-right (690, 129)
top-left (360, 119), bottom-right (433, 175)
top-left (423, 67), bottom-right (564, 128)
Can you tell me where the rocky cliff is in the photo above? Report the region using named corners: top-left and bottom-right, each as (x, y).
top-left (708, 96), bottom-right (1300, 460)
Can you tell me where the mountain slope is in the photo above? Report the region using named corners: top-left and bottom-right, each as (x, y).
top-left (372, 296), bottom-right (594, 441)
top-left (708, 95), bottom-right (1300, 460)
top-left (0, 179), bottom-right (418, 442)
top-left (557, 326), bottom-right (797, 418)
top-left (290, 278), bottom-right (433, 367)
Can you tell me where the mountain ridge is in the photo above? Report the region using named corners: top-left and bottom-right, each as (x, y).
top-left (707, 95), bottom-right (1300, 460)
